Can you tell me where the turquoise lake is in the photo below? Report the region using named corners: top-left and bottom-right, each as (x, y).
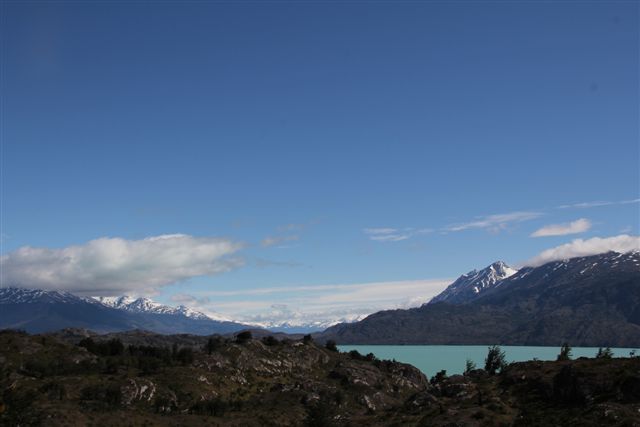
top-left (338, 345), bottom-right (639, 376)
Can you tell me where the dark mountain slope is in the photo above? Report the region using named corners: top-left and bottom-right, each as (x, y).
top-left (317, 252), bottom-right (640, 346)
top-left (0, 288), bottom-right (248, 335)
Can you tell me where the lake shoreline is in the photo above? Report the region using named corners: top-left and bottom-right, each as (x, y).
top-left (338, 344), bottom-right (639, 376)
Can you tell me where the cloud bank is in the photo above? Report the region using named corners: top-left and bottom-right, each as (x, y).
top-left (530, 218), bottom-right (591, 237)
top-left (526, 234), bottom-right (640, 267)
top-left (187, 278), bottom-right (451, 327)
top-left (0, 234), bottom-right (244, 296)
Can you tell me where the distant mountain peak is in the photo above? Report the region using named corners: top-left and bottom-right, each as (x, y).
top-left (429, 260), bottom-right (517, 304)
top-left (488, 260), bottom-right (517, 279)
top-left (320, 251), bottom-right (640, 346)
top-left (0, 287), bottom-right (84, 305)
top-left (92, 295), bottom-right (218, 320)
top-left (1, 287), bottom-right (247, 334)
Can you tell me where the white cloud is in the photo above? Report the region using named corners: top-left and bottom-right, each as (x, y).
top-left (190, 278), bottom-right (451, 327)
top-left (261, 235), bottom-right (299, 247)
top-left (621, 198), bottom-right (640, 205)
top-left (530, 218), bottom-right (592, 237)
top-left (557, 201), bottom-right (613, 209)
top-left (446, 211), bottom-right (543, 232)
top-left (237, 304), bottom-right (372, 329)
top-left (364, 227), bottom-right (431, 242)
top-left (558, 198), bottom-right (640, 209)
top-left (525, 234), bottom-right (640, 267)
top-left (170, 293), bottom-right (211, 306)
top-left (364, 228), bottom-right (398, 235)
top-left (0, 234), bottom-right (244, 296)
top-left (370, 233), bottom-right (411, 242)
top-left (365, 196), bottom-right (638, 240)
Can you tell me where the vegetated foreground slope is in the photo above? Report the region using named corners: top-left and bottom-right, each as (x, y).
top-left (317, 252), bottom-right (640, 346)
top-left (1, 330), bottom-right (640, 426)
top-left (0, 329), bottom-right (427, 426)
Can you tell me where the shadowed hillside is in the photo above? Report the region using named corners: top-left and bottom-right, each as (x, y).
top-left (1, 330), bottom-right (640, 426)
top-left (318, 252), bottom-right (640, 346)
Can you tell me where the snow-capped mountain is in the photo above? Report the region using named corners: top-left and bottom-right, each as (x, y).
top-left (319, 250), bottom-right (640, 346)
top-left (92, 296), bottom-right (228, 321)
top-left (429, 260), bottom-right (518, 305)
top-left (0, 287), bottom-right (90, 305)
top-left (246, 313), bottom-right (368, 333)
top-left (0, 287), bottom-right (247, 334)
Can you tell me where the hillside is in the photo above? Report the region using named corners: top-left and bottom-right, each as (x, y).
top-left (0, 288), bottom-right (248, 335)
top-left (0, 329), bottom-right (427, 426)
top-left (317, 252), bottom-right (640, 346)
top-left (1, 329), bottom-right (639, 426)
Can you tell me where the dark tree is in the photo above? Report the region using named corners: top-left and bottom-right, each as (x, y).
top-left (262, 336), bottom-right (279, 346)
top-left (557, 343), bottom-right (572, 361)
top-left (78, 337), bottom-right (97, 354)
top-left (236, 331), bottom-right (252, 344)
top-left (205, 337), bottom-right (222, 355)
top-left (325, 340), bottom-right (338, 352)
top-left (303, 334), bottom-right (313, 344)
top-left (484, 345), bottom-right (506, 375)
top-left (305, 400), bottom-right (336, 427)
top-left (79, 338), bottom-right (124, 356)
top-left (171, 343), bottom-right (178, 359)
top-left (464, 359), bottom-right (477, 375)
top-left (596, 347), bottom-right (613, 359)
top-left (430, 370), bottom-right (447, 385)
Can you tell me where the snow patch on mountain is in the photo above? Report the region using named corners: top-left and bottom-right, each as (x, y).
top-left (246, 314), bottom-right (369, 332)
top-left (429, 261), bottom-right (517, 305)
top-left (0, 287), bottom-right (88, 305)
top-left (92, 296), bottom-right (230, 322)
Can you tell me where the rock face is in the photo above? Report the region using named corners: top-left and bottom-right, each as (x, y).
top-left (318, 251), bottom-right (640, 346)
top-left (1, 329), bottom-right (639, 426)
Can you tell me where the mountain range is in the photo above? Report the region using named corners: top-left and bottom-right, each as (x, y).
top-left (317, 251), bottom-right (640, 346)
top-left (0, 287), bottom-right (248, 334)
top-left (92, 295), bottom-right (230, 322)
top-left (2, 250), bottom-right (639, 345)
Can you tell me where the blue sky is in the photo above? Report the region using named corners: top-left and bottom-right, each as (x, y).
top-left (2, 1), bottom-right (639, 325)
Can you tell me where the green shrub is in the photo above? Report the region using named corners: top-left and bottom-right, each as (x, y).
top-left (595, 347), bottom-right (613, 359)
top-left (430, 370), bottom-right (447, 385)
top-left (557, 343), bottom-right (572, 361)
top-left (484, 345), bottom-right (506, 375)
top-left (464, 359), bottom-right (477, 375)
